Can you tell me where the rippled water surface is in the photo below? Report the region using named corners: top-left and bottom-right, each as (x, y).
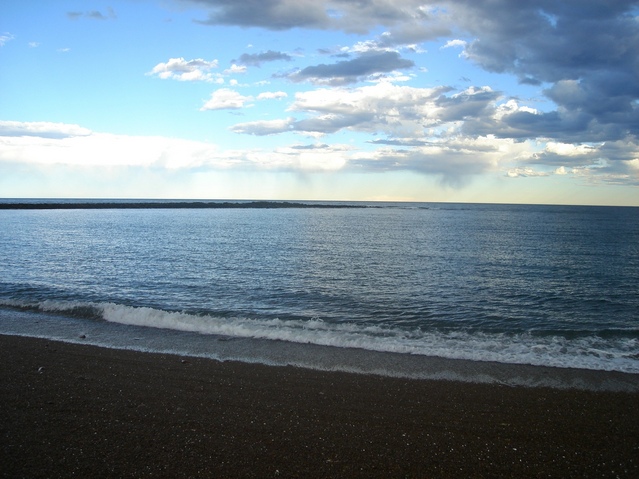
top-left (1, 201), bottom-right (638, 373)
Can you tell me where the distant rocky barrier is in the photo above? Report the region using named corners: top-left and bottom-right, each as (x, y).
top-left (0, 201), bottom-right (364, 210)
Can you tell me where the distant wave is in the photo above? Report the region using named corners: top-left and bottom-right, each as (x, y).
top-left (2, 299), bottom-right (638, 373)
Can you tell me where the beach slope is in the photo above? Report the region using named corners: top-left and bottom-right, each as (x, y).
top-left (1, 335), bottom-right (638, 478)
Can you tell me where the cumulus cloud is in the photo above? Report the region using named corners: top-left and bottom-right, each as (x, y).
top-left (227, 81), bottom-right (542, 183)
top-left (289, 82), bottom-right (443, 135)
top-left (221, 63), bottom-right (638, 185)
top-left (287, 51), bottom-right (414, 85)
top-left (528, 140), bottom-right (639, 181)
top-left (497, 138), bottom-right (639, 186)
top-left (450, 0), bottom-right (639, 146)
top-left (201, 89), bottom-right (253, 110)
top-left (9, 0), bottom-right (638, 190)
top-left (435, 86), bottom-right (501, 122)
top-left (184, 1), bottom-right (639, 154)
top-left (455, 1), bottom-right (639, 83)
top-left (233, 82), bottom-right (499, 138)
top-left (461, 98), bottom-right (606, 143)
top-left (147, 57), bottom-right (221, 82)
top-left (236, 50), bottom-right (292, 66)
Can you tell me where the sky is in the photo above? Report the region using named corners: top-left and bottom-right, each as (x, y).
top-left (1, 0), bottom-right (639, 205)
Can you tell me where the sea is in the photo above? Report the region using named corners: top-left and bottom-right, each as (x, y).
top-left (1, 199), bottom-right (638, 390)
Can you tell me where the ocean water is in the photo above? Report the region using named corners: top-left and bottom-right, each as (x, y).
top-left (1, 200), bottom-right (638, 386)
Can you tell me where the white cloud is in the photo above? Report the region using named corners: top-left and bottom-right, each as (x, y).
top-left (255, 143), bottom-right (352, 171)
top-left (147, 57), bottom-right (221, 82)
top-left (231, 118), bottom-right (295, 135)
top-left (543, 142), bottom-right (598, 157)
top-left (288, 82), bottom-right (446, 136)
top-left (0, 121), bottom-right (92, 139)
top-left (506, 167), bottom-right (549, 178)
top-left (348, 135), bottom-right (535, 187)
top-left (200, 90), bottom-right (287, 111)
top-left (626, 158), bottom-right (639, 171)
top-left (0, 123), bottom-right (354, 173)
top-left (0, 126), bottom-right (260, 171)
top-left (223, 64), bottom-right (247, 74)
top-left (0, 32), bottom-right (15, 47)
top-left (345, 38), bottom-right (396, 54)
top-left (441, 39), bottom-right (467, 49)
top-left (279, 82), bottom-right (498, 137)
top-left (493, 99), bottom-right (540, 120)
top-left (257, 91), bottom-right (288, 100)
top-left (200, 89), bottom-right (253, 110)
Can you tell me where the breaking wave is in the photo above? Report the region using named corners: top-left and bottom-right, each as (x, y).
top-left (2, 299), bottom-right (638, 373)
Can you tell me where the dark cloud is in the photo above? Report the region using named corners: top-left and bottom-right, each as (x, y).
top-left (462, 108), bottom-right (592, 142)
top-left (451, 0), bottom-right (639, 144)
top-left (288, 51), bottom-right (414, 85)
top-left (348, 146), bottom-right (498, 188)
top-left (184, 1), bottom-right (639, 137)
top-left (188, 0), bottom-right (331, 30)
top-left (458, 0), bottom-right (639, 83)
top-left (183, 0), bottom-right (639, 181)
top-left (236, 50), bottom-right (292, 66)
top-left (183, 0), bottom-right (450, 36)
top-left (435, 87), bottom-right (501, 122)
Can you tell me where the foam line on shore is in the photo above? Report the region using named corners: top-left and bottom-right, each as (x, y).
top-left (2, 308), bottom-right (639, 392)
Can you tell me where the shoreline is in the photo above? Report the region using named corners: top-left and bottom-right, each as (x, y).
top-left (2, 309), bottom-right (639, 392)
top-left (2, 334), bottom-right (638, 478)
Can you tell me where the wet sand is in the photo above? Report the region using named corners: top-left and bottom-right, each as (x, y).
top-left (1, 334), bottom-right (638, 478)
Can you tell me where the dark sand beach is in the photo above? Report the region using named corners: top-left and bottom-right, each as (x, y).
top-left (1, 335), bottom-right (638, 478)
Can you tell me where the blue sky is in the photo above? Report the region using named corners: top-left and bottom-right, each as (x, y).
top-left (1, 0), bottom-right (638, 205)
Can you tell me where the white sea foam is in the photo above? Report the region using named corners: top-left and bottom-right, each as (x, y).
top-left (2, 299), bottom-right (639, 373)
